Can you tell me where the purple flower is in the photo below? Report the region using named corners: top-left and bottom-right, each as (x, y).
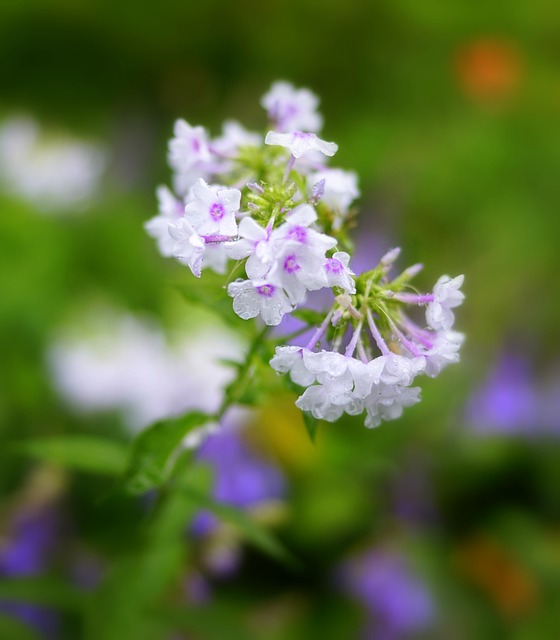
top-left (0, 507), bottom-right (59, 576)
top-left (191, 427), bottom-right (286, 539)
top-left (0, 505), bottom-right (60, 638)
top-left (338, 549), bottom-right (435, 639)
top-left (465, 353), bottom-right (539, 436)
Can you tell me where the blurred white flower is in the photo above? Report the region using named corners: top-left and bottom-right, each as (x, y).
top-left (0, 116), bottom-right (106, 212)
top-left (48, 309), bottom-right (244, 431)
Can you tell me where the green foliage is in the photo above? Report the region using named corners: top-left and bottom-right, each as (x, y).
top-left (12, 435), bottom-right (128, 475)
top-left (0, 614), bottom-right (39, 640)
top-left (2, 1), bottom-right (560, 638)
top-left (85, 476), bottom-right (197, 640)
top-left (0, 577), bottom-right (86, 610)
top-left (302, 411), bottom-right (319, 443)
top-left (123, 411), bottom-right (211, 494)
top-left (183, 486), bottom-right (300, 569)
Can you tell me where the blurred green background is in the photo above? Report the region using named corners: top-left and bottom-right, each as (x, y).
top-left (1, 1), bottom-right (560, 639)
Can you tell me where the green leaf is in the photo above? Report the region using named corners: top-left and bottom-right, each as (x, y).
top-left (86, 464), bottom-right (200, 640)
top-left (281, 379), bottom-right (319, 443)
top-left (123, 411), bottom-right (211, 494)
top-left (12, 435), bottom-right (128, 475)
top-left (0, 577), bottom-right (86, 610)
top-left (302, 411), bottom-right (319, 443)
top-left (177, 283), bottom-right (245, 329)
top-left (183, 487), bottom-right (300, 570)
top-left (0, 613), bottom-right (39, 640)
top-left (157, 604), bottom-right (256, 640)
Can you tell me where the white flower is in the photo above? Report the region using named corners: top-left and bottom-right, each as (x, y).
top-left (184, 179), bottom-right (240, 236)
top-left (267, 251), bottom-right (326, 305)
top-left (295, 386), bottom-right (346, 421)
top-left (212, 120), bottom-right (261, 157)
top-left (266, 205), bottom-right (337, 302)
top-left (224, 217), bottom-right (273, 279)
top-left (270, 346), bottom-right (316, 386)
top-left (227, 279), bottom-right (293, 326)
top-left (202, 243), bottom-right (229, 275)
top-left (423, 330), bottom-right (465, 377)
top-left (0, 116), bottom-right (105, 212)
top-left (168, 119), bottom-right (212, 173)
top-left (261, 81), bottom-right (323, 133)
top-left (426, 275), bottom-right (465, 330)
top-left (364, 385), bottom-right (422, 429)
top-left (169, 218), bottom-right (206, 277)
top-left (309, 168), bottom-right (359, 215)
top-left (49, 310), bottom-right (244, 433)
top-left (273, 204), bottom-right (337, 255)
top-left (324, 252), bottom-right (356, 293)
top-left (144, 185), bottom-right (185, 257)
top-left (377, 354), bottom-right (426, 386)
top-left (265, 131), bottom-right (337, 159)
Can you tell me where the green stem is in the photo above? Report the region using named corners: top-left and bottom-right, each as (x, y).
top-left (215, 324), bottom-right (271, 421)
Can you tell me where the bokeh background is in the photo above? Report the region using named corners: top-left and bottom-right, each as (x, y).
top-left (1, 1), bottom-right (560, 638)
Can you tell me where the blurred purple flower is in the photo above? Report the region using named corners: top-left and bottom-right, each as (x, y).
top-left (465, 353), bottom-right (539, 436)
top-left (191, 427), bottom-right (286, 539)
top-left (338, 549), bottom-right (435, 640)
top-left (0, 505), bottom-right (60, 638)
top-left (0, 507), bottom-right (58, 576)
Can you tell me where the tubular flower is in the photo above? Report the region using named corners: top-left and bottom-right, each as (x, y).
top-left (144, 82), bottom-right (465, 430)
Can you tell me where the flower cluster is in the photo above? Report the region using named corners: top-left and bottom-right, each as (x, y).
top-left (270, 255), bottom-right (464, 428)
top-left (145, 82), bottom-right (465, 429)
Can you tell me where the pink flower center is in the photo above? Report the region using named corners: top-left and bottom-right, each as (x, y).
top-left (325, 258), bottom-right (343, 273)
top-left (287, 225), bottom-right (307, 243)
top-left (209, 202), bottom-right (225, 221)
top-left (283, 254), bottom-right (300, 274)
top-left (256, 284), bottom-right (275, 298)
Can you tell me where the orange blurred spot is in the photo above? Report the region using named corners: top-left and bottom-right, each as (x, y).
top-left (455, 39), bottom-right (522, 101)
top-left (455, 535), bottom-right (539, 618)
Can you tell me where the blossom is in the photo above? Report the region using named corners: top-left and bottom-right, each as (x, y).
top-left (224, 217), bottom-right (273, 279)
top-left (0, 495), bottom-right (61, 637)
top-left (49, 310), bottom-right (244, 432)
top-left (144, 84), bottom-right (466, 432)
top-left (228, 279), bottom-right (293, 326)
top-left (0, 115), bottom-right (105, 212)
top-left (184, 178), bottom-right (240, 236)
top-left (465, 352), bottom-right (539, 436)
top-left (426, 274), bottom-right (465, 330)
top-left (264, 130), bottom-right (338, 159)
top-left (261, 81), bottom-right (323, 133)
top-left (270, 346), bottom-right (316, 386)
top-left (266, 204), bottom-right (337, 303)
top-left (168, 119), bottom-right (220, 195)
top-left (290, 350), bottom-right (424, 426)
top-left (324, 251), bottom-right (356, 293)
top-left (211, 120), bottom-right (261, 157)
top-left (192, 421), bottom-right (286, 538)
top-left (309, 168), bottom-right (359, 216)
top-left (169, 218), bottom-right (206, 277)
top-left (423, 330), bottom-right (465, 377)
top-left (144, 185), bottom-right (185, 257)
top-left (168, 119), bottom-right (212, 173)
top-left (339, 549), bottom-right (435, 638)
